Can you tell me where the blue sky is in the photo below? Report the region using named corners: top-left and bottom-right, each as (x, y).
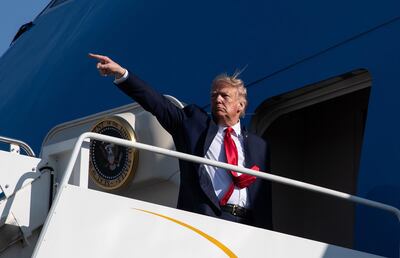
top-left (0, 0), bottom-right (50, 57)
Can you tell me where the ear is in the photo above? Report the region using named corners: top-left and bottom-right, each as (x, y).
top-left (237, 102), bottom-right (244, 113)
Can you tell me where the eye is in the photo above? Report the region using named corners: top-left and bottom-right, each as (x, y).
top-left (222, 93), bottom-right (231, 100)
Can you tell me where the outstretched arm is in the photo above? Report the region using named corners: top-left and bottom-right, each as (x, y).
top-left (88, 53), bottom-right (185, 135)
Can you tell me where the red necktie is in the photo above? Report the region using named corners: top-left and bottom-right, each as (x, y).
top-left (219, 127), bottom-right (258, 206)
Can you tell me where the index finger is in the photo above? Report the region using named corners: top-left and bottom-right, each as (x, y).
top-left (88, 53), bottom-right (110, 62)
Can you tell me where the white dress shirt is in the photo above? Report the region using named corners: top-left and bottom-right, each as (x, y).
top-left (202, 121), bottom-right (249, 208)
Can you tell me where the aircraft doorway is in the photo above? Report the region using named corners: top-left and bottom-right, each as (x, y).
top-left (250, 70), bottom-right (371, 248)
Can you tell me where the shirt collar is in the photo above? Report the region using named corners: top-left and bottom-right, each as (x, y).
top-left (218, 121), bottom-right (241, 137)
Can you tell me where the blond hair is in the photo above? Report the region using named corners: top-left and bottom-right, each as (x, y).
top-left (211, 71), bottom-right (247, 118)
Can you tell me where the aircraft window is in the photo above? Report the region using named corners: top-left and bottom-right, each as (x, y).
top-left (10, 22), bottom-right (34, 45)
top-left (49, 0), bottom-right (70, 8)
top-left (36, 0), bottom-right (71, 17)
top-left (251, 69), bottom-right (371, 249)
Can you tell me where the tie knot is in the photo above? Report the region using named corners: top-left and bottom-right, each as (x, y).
top-left (225, 127), bottom-right (233, 134)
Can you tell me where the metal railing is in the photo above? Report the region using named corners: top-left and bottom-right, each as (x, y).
top-left (61, 132), bottom-right (400, 222)
top-left (34, 132), bottom-right (400, 257)
top-left (0, 136), bottom-right (35, 157)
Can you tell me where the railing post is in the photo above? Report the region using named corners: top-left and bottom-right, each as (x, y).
top-left (70, 139), bottom-right (90, 188)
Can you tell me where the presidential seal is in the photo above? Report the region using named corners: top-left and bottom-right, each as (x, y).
top-left (89, 116), bottom-right (138, 190)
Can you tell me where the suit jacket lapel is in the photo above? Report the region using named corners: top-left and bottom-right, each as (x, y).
top-left (242, 126), bottom-right (252, 167)
top-left (242, 128), bottom-right (267, 208)
top-left (202, 118), bottom-right (218, 156)
top-left (242, 127), bottom-right (258, 195)
top-left (199, 118), bottom-right (220, 209)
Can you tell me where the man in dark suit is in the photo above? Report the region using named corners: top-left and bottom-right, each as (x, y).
top-left (89, 53), bottom-right (272, 229)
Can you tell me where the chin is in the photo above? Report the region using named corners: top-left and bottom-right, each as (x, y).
top-left (213, 112), bottom-right (225, 119)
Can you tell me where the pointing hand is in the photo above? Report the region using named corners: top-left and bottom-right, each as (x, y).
top-left (88, 53), bottom-right (126, 79)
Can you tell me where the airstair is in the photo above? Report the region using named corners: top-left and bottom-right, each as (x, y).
top-left (0, 138), bottom-right (50, 257)
top-left (0, 103), bottom-right (398, 258)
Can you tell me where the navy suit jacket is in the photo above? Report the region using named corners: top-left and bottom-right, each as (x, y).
top-left (117, 73), bottom-right (272, 229)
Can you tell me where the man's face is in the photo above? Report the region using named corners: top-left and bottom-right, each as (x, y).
top-left (210, 82), bottom-right (243, 126)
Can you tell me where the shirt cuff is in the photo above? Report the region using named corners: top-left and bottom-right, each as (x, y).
top-left (113, 69), bottom-right (129, 84)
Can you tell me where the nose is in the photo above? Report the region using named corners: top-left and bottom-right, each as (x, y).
top-left (215, 94), bottom-right (224, 103)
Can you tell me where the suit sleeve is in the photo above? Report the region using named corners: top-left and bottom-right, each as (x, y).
top-left (115, 72), bottom-right (185, 136)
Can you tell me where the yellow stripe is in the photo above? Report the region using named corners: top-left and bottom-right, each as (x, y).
top-left (133, 208), bottom-right (237, 258)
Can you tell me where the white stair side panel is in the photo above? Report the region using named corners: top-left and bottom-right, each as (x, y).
top-left (0, 150), bottom-right (42, 198)
top-left (0, 150), bottom-right (50, 233)
top-left (34, 185), bottom-right (382, 258)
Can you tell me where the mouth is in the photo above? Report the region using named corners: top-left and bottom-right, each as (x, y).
top-left (213, 107), bottom-right (225, 113)
top-left (214, 104), bottom-right (225, 110)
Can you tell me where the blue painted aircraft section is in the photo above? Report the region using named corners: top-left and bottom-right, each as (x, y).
top-left (0, 0), bottom-right (399, 256)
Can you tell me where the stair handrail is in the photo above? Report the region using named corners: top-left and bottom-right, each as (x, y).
top-left (34, 132), bottom-right (400, 257)
top-left (64, 132), bottom-right (400, 222)
top-left (0, 136), bottom-right (35, 157)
